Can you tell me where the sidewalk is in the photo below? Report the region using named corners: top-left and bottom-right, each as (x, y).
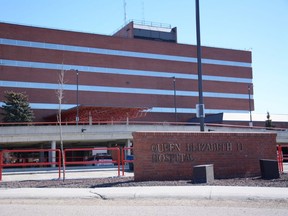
top-left (1, 186), bottom-right (288, 201)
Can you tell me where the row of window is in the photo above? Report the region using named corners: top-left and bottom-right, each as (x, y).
top-left (0, 59), bottom-right (252, 84)
top-left (0, 38), bottom-right (252, 68)
top-left (0, 78), bottom-right (250, 99)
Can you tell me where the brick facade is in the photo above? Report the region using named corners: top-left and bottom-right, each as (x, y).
top-left (133, 132), bottom-right (277, 181)
top-left (0, 22), bottom-right (253, 123)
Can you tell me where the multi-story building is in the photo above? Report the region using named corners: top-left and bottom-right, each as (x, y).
top-left (0, 21), bottom-right (253, 123)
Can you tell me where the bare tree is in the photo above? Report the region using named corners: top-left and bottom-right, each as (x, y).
top-left (56, 69), bottom-right (66, 181)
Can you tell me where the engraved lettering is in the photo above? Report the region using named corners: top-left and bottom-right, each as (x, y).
top-left (186, 142), bottom-right (236, 152)
top-left (226, 142), bottom-right (233, 151)
top-left (153, 142), bottom-right (242, 163)
top-left (152, 153), bottom-right (194, 163)
top-left (237, 143), bottom-right (243, 151)
top-left (151, 143), bottom-right (181, 153)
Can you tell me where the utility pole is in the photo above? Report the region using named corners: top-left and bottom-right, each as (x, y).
top-left (195, 0), bottom-right (205, 131)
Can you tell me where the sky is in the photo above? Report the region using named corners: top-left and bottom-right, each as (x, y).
top-left (0, 0), bottom-right (287, 115)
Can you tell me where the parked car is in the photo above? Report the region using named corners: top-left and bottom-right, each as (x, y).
top-left (88, 153), bottom-right (113, 166)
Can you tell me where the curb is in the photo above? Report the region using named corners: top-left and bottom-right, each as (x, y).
top-left (1, 186), bottom-right (288, 201)
top-left (91, 186), bottom-right (288, 201)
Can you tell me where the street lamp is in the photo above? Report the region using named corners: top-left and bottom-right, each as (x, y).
top-left (76, 70), bottom-right (79, 125)
top-left (172, 76), bottom-right (177, 122)
top-left (248, 84), bottom-right (253, 127)
top-left (195, 0), bottom-right (205, 131)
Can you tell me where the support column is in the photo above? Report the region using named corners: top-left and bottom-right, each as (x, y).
top-left (50, 141), bottom-right (56, 167)
top-left (126, 139), bottom-right (132, 155)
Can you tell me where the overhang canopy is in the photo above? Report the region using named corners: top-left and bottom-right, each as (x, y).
top-left (59, 106), bottom-right (149, 122)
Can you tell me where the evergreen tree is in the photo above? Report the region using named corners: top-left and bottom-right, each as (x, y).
top-left (1, 91), bottom-right (34, 123)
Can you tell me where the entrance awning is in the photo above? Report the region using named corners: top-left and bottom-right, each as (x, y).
top-left (57, 106), bottom-right (149, 122)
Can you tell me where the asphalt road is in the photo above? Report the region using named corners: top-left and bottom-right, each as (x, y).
top-left (1, 199), bottom-right (287, 216)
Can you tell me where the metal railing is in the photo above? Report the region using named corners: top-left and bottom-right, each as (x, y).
top-left (277, 145), bottom-right (288, 173)
top-left (111, 19), bottom-right (172, 35)
top-left (0, 120), bottom-right (287, 131)
top-left (64, 147), bottom-right (121, 177)
top-left (0, 149), bottom-right (61, 181)
top-left (0, 147), bottom-right (123, 181)
top-left (121, 147), bottom-right (134, 176)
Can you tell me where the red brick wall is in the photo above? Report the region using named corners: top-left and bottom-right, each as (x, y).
top-left (0, 22), bottom-right (254, 122)
top-left (132, 132), bottom-right (277, 181)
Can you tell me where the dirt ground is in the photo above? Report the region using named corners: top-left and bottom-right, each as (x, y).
top-left (1, 173), bottom-right (287, 188)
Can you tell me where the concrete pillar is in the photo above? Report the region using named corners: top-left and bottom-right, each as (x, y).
top-left (126, 139), bottom-right (132, 156)
top-left (50, 141), bottom-right (56, 167)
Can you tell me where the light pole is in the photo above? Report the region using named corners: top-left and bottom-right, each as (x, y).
top-left (195, 0), bottom-right (205, 131)
top-left (172, 76), bottom-right (177, 122)
top-left (248, 84), bottom-right (253, 127)
top-left (76, 70), bottom-right (79, 125)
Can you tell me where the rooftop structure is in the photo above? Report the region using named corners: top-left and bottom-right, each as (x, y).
top-left (113, 20), bottom-right (177, 43)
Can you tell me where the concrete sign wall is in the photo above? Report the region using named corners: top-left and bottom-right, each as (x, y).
top-left (132, 132), bottom-right (277, 181)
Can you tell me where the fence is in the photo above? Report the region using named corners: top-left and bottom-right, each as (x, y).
top-left (1, 145), bottom-right (286, 181)
top-left (277, 145), bottom-right (288, 173)
top-left (0, 149), bottom-right (61, 181)
top-left (64, 147), bottom-right (121, 178)
top-left (121, 147), bottom-right (134, 176)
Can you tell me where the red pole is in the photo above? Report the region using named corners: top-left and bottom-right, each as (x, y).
top-left (122, 147), bottom-right (125, 176)
top-left (280, 145), bottom-right (283, 173)
top-left (57, 149), bottom-right (61, 179)
top-left (63, 149), bottom-right (66, 180)
top-left (277, 145), bottom-right (283, 173)
top-left (0, 151), bottom-right (3, 181)
top-left (117, 148), bottom-right (120, 176)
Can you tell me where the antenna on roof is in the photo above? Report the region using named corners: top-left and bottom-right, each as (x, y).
top-left (123, 0), bottom-right (127, 24)
top-left (142, 1), bottom-right (145, 21)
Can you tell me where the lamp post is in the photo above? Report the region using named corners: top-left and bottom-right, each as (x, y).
top-left (195, 0), bottom-right (205, 131)
top-left (248, 84), bottom-right (253, 127)
top-left (76, 70), bottom-right (79, 125)
top-left (172, 76), bottom-right (177, 122)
